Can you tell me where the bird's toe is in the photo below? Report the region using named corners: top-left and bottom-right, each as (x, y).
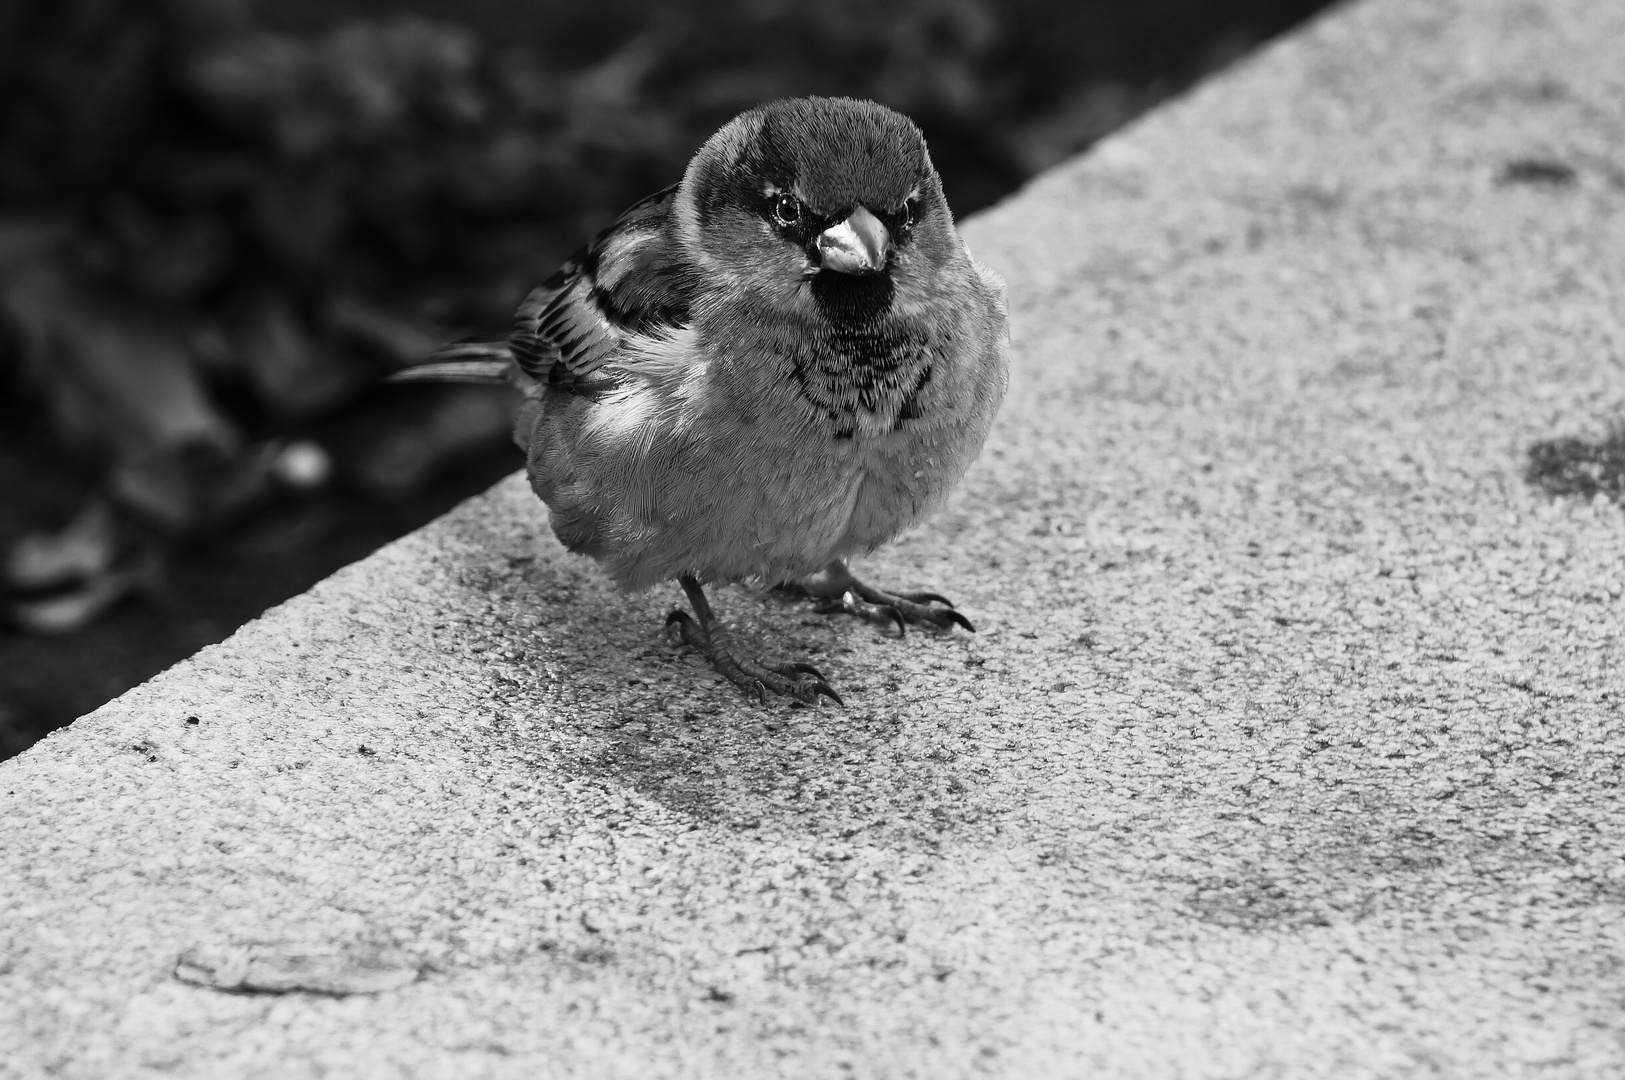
top-left (813, 590), bottom-right (908, 637)
top-left (897, 590), bottom-right (955, 609)
top-left (800, 576), bottom-right (976, 636)
top-left (665, 610), bottom-right (844, 708)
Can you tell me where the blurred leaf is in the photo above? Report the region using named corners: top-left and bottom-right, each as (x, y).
top-left (187, 17), bottom-right (483, 156)
top-left (6, 498), bottom-right (116, 591)
top-left (109, 441), bottom-right (277, 530)
top-left (105, 199), bottom-right (231, 299)
top-left (353, 385), bottom-right (513, 498)
top-left (328, 295), bottom-right (441, 368)
top-left (5, 532), bottom-right (158, 636)
top-left (9, 573), bottom-right (139, 634)
top-left (0, 259), bottom-right (239, 460)
top-left (161, 0), bottom-right (255, 39)
top-left (0, 217), bottom-right (69, 272)
top-left (108, 447), bottom-right (213, 529)
top-left (568, 30), bottom-right (662, 112)
top-left (249, 167), bottom-right (348, 267)
top-left (239, 299), bottom-right (355, 417)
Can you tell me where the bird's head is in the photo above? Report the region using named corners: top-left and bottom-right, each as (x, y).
top-left (677, 97), bottom-right (959, 325)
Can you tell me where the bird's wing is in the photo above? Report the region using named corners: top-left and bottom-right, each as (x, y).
top-left (510, 183), bottom-right (699, 390)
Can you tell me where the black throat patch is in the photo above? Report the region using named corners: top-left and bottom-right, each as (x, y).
top-left (810, 271), bottom-right (895, 330)
top-left (789, 275), bottom-right (934, 439)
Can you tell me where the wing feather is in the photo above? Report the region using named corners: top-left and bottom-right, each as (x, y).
top-left (510, 182), bottom-right (698, 390)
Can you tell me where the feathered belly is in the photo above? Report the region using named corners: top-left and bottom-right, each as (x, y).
top-left (522, 380), bottom-right (965, 590)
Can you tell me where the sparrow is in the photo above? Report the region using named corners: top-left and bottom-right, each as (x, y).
top-left (396, 96), bottom-right (1009, 705)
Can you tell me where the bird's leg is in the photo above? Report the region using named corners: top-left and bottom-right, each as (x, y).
top-left (666, 575), bottom-right (843, 706)
top-left (777, 559), bottom-right (975, 636)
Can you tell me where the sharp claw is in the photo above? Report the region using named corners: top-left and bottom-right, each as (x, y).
top-left (797, 577), bottom-right (975, 637)
top-left (675, 583), bottom-right (840, 706)
top-left (813, 682), bottom-right (844, 707)
top-left (883, 605), bottom-right (906, 637)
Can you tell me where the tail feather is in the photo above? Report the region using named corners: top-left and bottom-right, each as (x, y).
top-left (387, 341), bottom-right (516, 385)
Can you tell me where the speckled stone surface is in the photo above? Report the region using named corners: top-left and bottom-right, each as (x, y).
top-left (6, 0), bottom-right (1625, 1076)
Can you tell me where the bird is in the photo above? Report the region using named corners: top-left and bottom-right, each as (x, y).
top-left (394, 96), bottom-right (1009, 706)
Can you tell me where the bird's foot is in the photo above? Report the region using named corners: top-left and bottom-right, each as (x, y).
top-left (778, 560), bottom-right (975, 636)
top-left (669, 576), bottom-right (843, 707)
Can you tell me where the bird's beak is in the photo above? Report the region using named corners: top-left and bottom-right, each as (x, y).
top-left (815, 206), bottom-right (891, 276)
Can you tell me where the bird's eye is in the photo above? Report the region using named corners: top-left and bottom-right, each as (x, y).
top-left (900, 198), bottom-right (919, 232)
top-left (771, 193), bottom-right (801, 228)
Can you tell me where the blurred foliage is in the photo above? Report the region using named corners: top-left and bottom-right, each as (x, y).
top-left (0, 0), bottom-right (1330, 744)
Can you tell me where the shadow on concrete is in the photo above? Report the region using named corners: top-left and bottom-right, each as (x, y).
top-left (1528, 424), bottom-right (1625, 503)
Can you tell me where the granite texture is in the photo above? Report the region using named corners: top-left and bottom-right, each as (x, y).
top-left (5, 0), bottom-right (1625, 1075)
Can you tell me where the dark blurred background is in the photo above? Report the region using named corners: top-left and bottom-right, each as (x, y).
top-left (0, 0), bottom-right (1334, 758)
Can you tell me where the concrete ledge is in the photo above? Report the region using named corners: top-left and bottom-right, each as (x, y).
top-left (6, 0), bottom-right (1625, 1075)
